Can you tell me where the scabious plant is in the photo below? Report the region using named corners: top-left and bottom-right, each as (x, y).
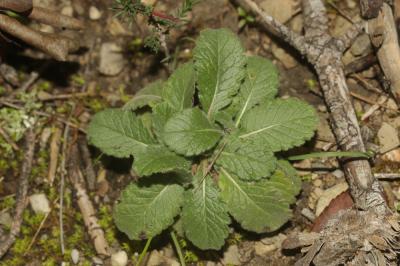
top-left (87, 28), bottom-right (318, 250)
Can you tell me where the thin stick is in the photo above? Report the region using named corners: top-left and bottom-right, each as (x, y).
top-left (0, 128), bottom-right (35, 258)
top-left (48, 126), bottom-right (62, 185)
top-left (170, 231), bottom-right (186, 266)
top-left (24, 211), bottom-right (51, 255)
top-left (136, 237), bottom-right (152, 266)
top-left (0, 125), bottom-right (19, 151)
top-left (59, 121), bottom-right (70, 254)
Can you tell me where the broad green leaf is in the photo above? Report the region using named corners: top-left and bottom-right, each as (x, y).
top-left (182, 177), bottom-right (230, 250)
top-left (114, 183), bottom-right (184, 240)
top-left (239, 99), bottom-right (318, 152)
top-left (218, 167), bottom-right (300, 232)
top-left (194, 28), bottom-right (246, 119)
top-left (163, 108), bottom-right (223, 156)
top-left (216, 137), bottom-right (277, 181)
top-left (123, 80), bottom-right (163, 111)
top-left (214, 111), bottom-right (236, 130)
top-left (133, 145), bottom-right (191, 176)
top-left (87, 109), bottom-right (155, 158)
top-left (234, 56), bottom-right (278, 127)
top-left (163, 62), bottom-right (196, 111)
top-left (152, 102), bottom-right (176, 140)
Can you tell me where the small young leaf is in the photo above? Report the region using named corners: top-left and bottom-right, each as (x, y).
top-left (87, 109), bottom-right (155, 158)
top-left (194, 28), bottom-right (246, 119)
top-left (218, 167), bottom-right (300, 232)
top-left (152, 102), bottom-right (176, 139)
top-left (163, 62), bottom-right (196, 111)
top-left (114, 183), bottom-right (184, 240)
top-left (163, 108), bottom-right (223, 156)
top-left (182, 177), bottom-right (230, 250)
top-left (239, 98), bottom-right (318, 152)
top-left (216, 137), bottom-right (276, 181)
top-left (123, 80), bottom-right (163, 111)
top-left (234, 56), bottom-right (278, 126)
top-left (133, 145), bottom-right (191, 176)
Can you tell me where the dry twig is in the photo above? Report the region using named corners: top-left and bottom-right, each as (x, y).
top-left (0, 128), bottom-right (35, 258)
top-left (68, 142), bottom-right (110, 257)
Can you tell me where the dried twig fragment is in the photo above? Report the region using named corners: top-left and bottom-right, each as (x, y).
top-left (0, 128), bottom-right (36, 258)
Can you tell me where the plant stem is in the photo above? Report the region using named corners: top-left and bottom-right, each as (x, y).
top-left (136, 237), bottom-right (152, 266)
top-left (170, 231), bottom-right (186, 266)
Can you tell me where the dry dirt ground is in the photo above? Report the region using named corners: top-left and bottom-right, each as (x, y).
top-left (1, 0), bottom-right (400, 265)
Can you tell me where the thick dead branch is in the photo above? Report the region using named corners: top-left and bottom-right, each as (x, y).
top-left (233, 0), bottom-right (308, 56)
top-left (0, 0), bottom-right (32, 13)
top-left (367, 3), bottom-right (400, 101)
top-left (0, 128), bottom-right (35, 258)
top-left (68, 143), bottom-right (110, 257)
top-left (29, 7), bottom-right (84, 30)
top-left (0, 14), bottom-right (79, 61)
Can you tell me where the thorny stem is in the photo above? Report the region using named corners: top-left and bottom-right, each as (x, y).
top-left (170, 231), bottom-right (186, 266)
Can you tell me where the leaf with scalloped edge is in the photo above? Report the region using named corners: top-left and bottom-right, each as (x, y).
top-left (114, 183), bottom-right (184, 240)
top-left (194, 28), bottom-right (246, 119)
top-left (87, 109), bottom-right (156, 158)
top-left (163, 62), bottom-right (196, 111)
top-left (133, 145), bottom-right (191, 176)
top-left (216, 136), bottom-right (276, 181)
top-left (239, 98), bottom-right (318, 152)
top-left (182, 176), bottom-right (230, 250)
top-left (218, 165), bottom-right (300, 232)
top-left (123, 80), bottom-right (164, 111)
top-left (234, 56), bottom-right (278, 126)
top-left (163, 108), bottom-right (223, 156)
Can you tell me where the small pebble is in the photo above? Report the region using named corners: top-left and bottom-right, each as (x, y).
top-left (111, 251), bottom-right (128, 266)
top-left (92, 256), bottom-right (103, 265)
top-left (71, 249), bottom-right (79, 264)
top-left (89, 6), bottom-right (102, 20)
top-left (29, 193), bottom-right (51, 214)
top-left (332, 169), bottom-right (344, 179)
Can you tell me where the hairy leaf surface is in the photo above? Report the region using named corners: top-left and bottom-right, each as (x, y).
top-left (216, 137), bottom-right (276, 180)
top-left (152, 102), bottom-right (176, 139)
top-left (218, 167), bottom-right (300, 232)
top-left (194, 28), bottom-right (245, 119)
top-left (234, 56), bottom-right (278, 126)
top-left (114, 183), bottom-right (184, 240)
top-left (133, 145), bottom-right (191, 176)
top-left (87, 109), bottom-right (155, 158)
top-left (163, 62), bottom-right (196, 111)
top-left (239, 99), bottom-right (318, 152)
top-left (182, 177), bottom-right (230, 250)
top-left (163, 108), bottom-right (223, 156)
top-left (123, 80), bottom-right (163, 110)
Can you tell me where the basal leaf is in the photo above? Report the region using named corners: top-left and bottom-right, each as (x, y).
top-left (182, 177), bottom-right (230, 250)
top-left (234, 56), bottom-right (278, 126)
top-left (152, 102), bottom-right (176, 140)
top-left (239, 99), bottom-right (318, 152)
top-left (194, 28), bottom-right (246, 119)
top-left (123, 80), bottom-right (163, 111)
top-left (216, 137), bottom-right (277, 181)
top-left (163, 62), bottom-right (196, 111)
top-left (114, 183), bottom-right (184, 240)
top-left (133, 145), bottom-right (191, 176)
top-left (87, 109), bottom-right (156, 158)
top-left (218, 167), bottom-right (300, 232)
top-left (163, 108), bottom-right (223, 156)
